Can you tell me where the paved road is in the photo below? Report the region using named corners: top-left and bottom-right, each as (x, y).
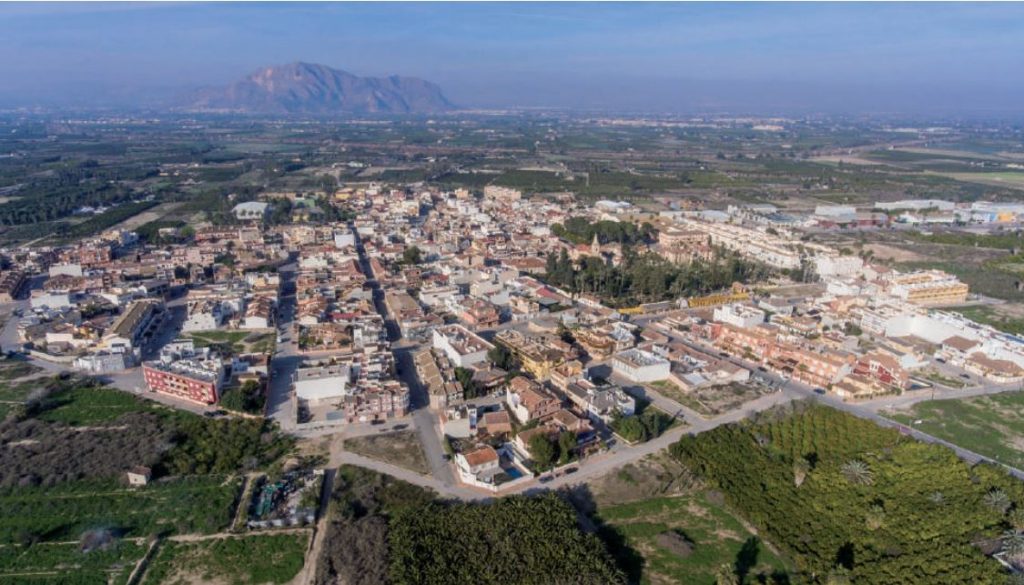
top-left (350, 226), bottom-right (457, 487)
top-left (267, 260), bottom-right (300, 431)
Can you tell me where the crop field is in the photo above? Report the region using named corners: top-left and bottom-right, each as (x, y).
top-left (890, 391), bottom-right (1024, 470)
top-left (597, 493), bottom-right (788, 585)
top-left (0, 476), bottom-right (242, 544)
top-left (0, 539), bottom-right (146, 585)
top-left (140, 533), bottom-right (308, 585)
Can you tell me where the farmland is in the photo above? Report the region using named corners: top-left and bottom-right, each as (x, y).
top-left (141, 533), bottom-right (308, 585)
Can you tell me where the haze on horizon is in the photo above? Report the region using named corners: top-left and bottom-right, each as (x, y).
top-left (2, 1), bottom-right (1023, 117)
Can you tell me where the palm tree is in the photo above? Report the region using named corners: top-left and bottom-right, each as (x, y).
top-left (841, 460), bottom-right (874, 486)
top-left (1003, 529), bottom-right (1024, 567)
top-left (1010, 508), bottom-right (1024, 532)
top-left (984, 489), bottom-right (1012, 515)
top-left (866, 504), bottom-right (886, 531)
top-left (793, 458), bottom-right (810, 488)
top-left (714, 564), bottom-right (739, 585)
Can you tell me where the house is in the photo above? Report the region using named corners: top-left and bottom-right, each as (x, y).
top-left (505, 376), bottom-right (561, 423)
top-left (965, 352), bottom-right (1024, 383)
top-left (479, 410), bottom-right (513, 437)
top-left (456, 445), bottom-right (501, 477)
top-left (940, 335), bottom-right (981, 367)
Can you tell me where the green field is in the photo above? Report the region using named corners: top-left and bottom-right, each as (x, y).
top-left (0, 539), bottom-right (146, 585)
top-left (597, 493), bottom-right (788, 585)
top-left (36, 384), bottom-right (149, 426)
top-left (141, 533), bottom-right (308, 585)
top-left (890, 391), bottom-right (1024, 469)
top-left (0, 476), bottom-right (241, 544)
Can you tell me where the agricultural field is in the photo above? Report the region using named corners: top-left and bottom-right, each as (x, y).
top-left (0, 476), bottom-right (241, 544)
top-left (890, 391), bottom-right (1024, 470)
top-left (343, 430), bottom-right (430, 475)
top-left (0, 539), bottom-right (147, 585)
top-left (596, 493), bottom-right (789, 585)
top-left (141, 533), bottom-right (308, 585)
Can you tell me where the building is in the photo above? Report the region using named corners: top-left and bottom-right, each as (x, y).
top-left (564, 379), bottom-right (635, 422)
top-left (432, 324), bottom-right (494, 368)
top-left (505, 376), bottom-right (561, 423)
top-left (294, 363), bottom-right (351, 404)
top-left (887, 270), bottom-right (969, 306)
top-left (143, 357), bottom-right (224, 404)
top-left (611, 348), bottom-right (671, 383)
top-left (232, 201), bottom-right (270, 221)
top-left (104, 300), bottom-right (162, 352)
top-left (713, 303), bottom-right (765, 329)
top-left (126, 466), bottom-right (152, 487)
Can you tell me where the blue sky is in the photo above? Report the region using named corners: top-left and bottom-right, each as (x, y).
top-left (2, 2), bottom-right (1023, 114)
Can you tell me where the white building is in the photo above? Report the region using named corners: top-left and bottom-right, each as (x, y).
top-left (611, 348), bottom-right (671, 383)
top-left (432, 324), bottom-right (494, 368)
top-left (814, 255), bottom-right (864, 279)
top-left (713, 303), bottom-right (765, 329)
top-left (294, 364), bottom-right (351, 404)
top-left (232, 201), bottom-right (270, 221)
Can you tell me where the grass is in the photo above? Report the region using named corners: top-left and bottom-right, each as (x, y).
top-left (890, 390), bottom-right (1024, 470)
top-left (0, 476), bottom-right (242, 544)
top-left (596, 492), bottom-right (789, 585)
top-left (344, 430), bottom-right (430, 475)
top-left (141, 533), bottom-right (308, 585)
top-left (187, 330), bottom-right (275, 355)
top-left (37, 385), bottom-right (152, 426)
top-left (0, 540), bottom-right (146, 585)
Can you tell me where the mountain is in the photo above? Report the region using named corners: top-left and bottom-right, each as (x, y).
top-left (185, 62), bottom-right (454, 114)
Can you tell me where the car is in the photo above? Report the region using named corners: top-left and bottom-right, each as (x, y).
top-left (960, 373), bottom-right (970, 379)
top-left (393, 423), bottom-right (408, 430)
top-left (564, 467), bottom-right (578, 475)
top-left (757, 366), bottom-right (767, 372)
top-left (813, 388), bottom-right (826, 395)
top-left (538, 475), bottom-right (553, 483)
top-left (935, 357), bottom-right (946, 364)
top-left (370, 419), bottom-right (385, 425)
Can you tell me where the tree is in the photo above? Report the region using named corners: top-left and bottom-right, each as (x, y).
top-left (528, 433), bottom-right (557, 468)
top-left (840, 460), bottom-right (874, 486)
top-left (714, 563), bottom-right (739, 585)
top-left (984, 489), bottom-right (1012, 515)
top-left (793, 458), bottom-right (810, 488)
top-left (402, 246), bottom-right (423, 265)
top-left (557, 431), bottom-right (576, 465)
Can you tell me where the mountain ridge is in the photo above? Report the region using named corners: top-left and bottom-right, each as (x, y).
top-left (184, 62), bottom-right (454, 114)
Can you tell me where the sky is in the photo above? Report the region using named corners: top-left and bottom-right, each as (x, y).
top-left (2, 2), bottom-right (1024, 115)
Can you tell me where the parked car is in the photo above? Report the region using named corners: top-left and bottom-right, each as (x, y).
top-left (813, 388), bottom-right (826, 395)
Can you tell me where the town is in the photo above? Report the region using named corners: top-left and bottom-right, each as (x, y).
top-left (4, 9), bottom-right (1024, 575)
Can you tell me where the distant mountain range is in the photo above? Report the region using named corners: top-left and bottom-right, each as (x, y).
top-left (184, 62), bottom-right (454, 114)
